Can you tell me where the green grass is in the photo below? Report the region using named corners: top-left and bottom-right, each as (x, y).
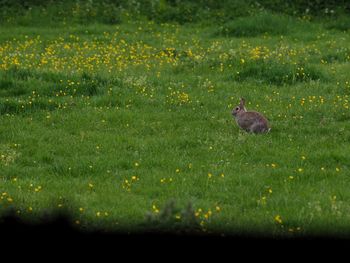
top-left (325, 15), bottom-right (350, 32)
top-left (1, 10), bottom-right (350, 237)
top-left (218, 12), bottom-right (300, 37)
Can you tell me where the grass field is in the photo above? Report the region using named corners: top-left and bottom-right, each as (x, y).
top-left (1, 3), bottom-right (350, 237)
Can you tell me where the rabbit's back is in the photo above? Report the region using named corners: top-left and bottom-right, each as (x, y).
top-left (236, 111), bottom-right (269, 133)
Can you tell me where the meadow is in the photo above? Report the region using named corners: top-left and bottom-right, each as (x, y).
top-left (0, 1), bottom-right (350, 237)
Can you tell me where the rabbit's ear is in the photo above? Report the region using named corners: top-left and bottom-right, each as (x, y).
top-left (239, 98), bottom-right (246, 108)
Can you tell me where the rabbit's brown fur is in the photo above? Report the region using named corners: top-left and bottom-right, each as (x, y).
top-left (232, 98), bottom-right (270, 133)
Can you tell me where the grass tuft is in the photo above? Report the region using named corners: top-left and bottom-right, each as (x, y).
top-left (218, 12), bottom-right (297, 37)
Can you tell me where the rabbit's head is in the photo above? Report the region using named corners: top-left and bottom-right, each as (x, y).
top-left (232, 98), bottom-right (246, 117)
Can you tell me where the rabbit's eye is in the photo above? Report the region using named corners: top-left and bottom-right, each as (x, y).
top-left (235, 107), bottom-right (240, 111)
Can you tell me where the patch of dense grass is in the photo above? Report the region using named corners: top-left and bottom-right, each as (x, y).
top-left (325, 15), bottom-right (350, 31)
top-left (234, 60), bottom-right (326, 85)
top-left (0, 0), bottom-right (122, 26)
top-left (1, 7), bottom-right (350, 237)
top-left (1, 0), bottom-right (349, 26)
top-left (322, 48), bottom-right (350, 63)
top-left (218, 13), bottom-right (298, 37)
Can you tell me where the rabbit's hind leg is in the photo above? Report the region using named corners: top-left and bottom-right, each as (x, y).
top-left (251, 122), bottom-right (269, 134)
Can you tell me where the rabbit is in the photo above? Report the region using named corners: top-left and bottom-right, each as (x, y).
top-left (232, 98), bottom-right (270, 134)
